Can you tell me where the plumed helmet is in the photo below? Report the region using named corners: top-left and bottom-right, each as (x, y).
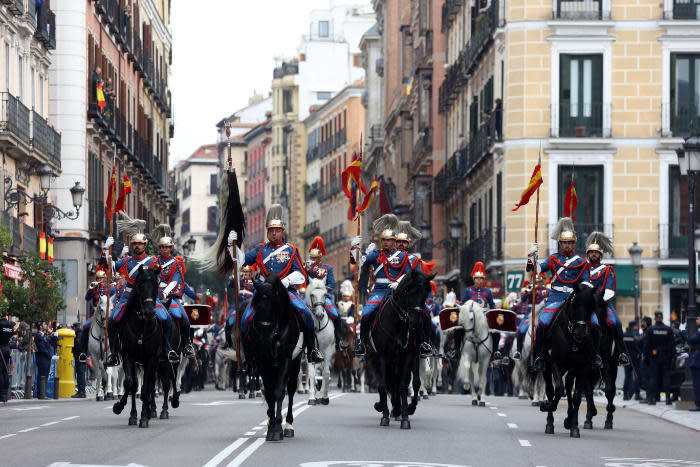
top-left (309, 236), bottom-right (326, 258)
top-left (340, 280), bottom-right (354, 297)
top-left (266, 204), bottom-right (285, 230)
top-left (585, 231), bottom-right (613, 256)
top-left (395, 232), bottom-right (410, 242)
top-left (158, 236), bottom-right (174, 247)
top-left (95, 270), bottom-right (106, 279)
top-left (470, 261), bottom-right (486, 279)
top-left (551, 217), bottom-right (577, 242)
top-left (396, 221), bottom-right (421, 244)
top-left (380, 229), bottom-right (395, 240)
top-left (130, 233), bottom-right (148, 244)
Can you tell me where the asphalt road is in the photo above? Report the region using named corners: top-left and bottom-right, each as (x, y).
top-left (2, 386), bottom-right (699, 467)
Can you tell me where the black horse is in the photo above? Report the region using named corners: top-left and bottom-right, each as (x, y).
top-left (367, 270), bottom-right (434, 429)
top-left (243, 274), bottom-right (302, 442)
top-left (537, 283), bottom-right (599, 438)
top-left (112, 266), bottom-right (162, 428)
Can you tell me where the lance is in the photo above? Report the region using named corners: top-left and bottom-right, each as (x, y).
top-left (104, 151), bottom-right (116, 357)
top-left (530, 146), bottom-right (542, 360)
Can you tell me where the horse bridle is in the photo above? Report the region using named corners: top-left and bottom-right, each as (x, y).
top-left (564, 293), bottom-right (590, 349)
top-left (310, 295), bottom-right (330, 333)
top-left (462, 305), bottom-right (492, 355)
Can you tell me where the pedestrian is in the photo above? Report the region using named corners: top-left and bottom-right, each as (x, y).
top-left (643, 311), bottom-right (675, 405)
top-left (623, 320), bottom-right (641, 400)
top-left (493, 98), bottom-right (503, 140)
top-left (686, 316), bottom-right (700, 412)
top-left (0, 314), bottom-right (16, 403)
top-left (639, 316), bottom-right (652, 399)
top-left (34, 321), bottom-right (53, 400)
top-left (71, 323), bottom-right (86, 399)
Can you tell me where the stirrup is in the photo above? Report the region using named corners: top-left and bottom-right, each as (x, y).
top-left (184, 343), bottom-right (195, 358)
top-left (492, 350), bottom-right (502, 360)
top-left (167, 350), bottom-right (180, 363)
top-left (354, 341), bottom-right (367, 357)
top-left (592, 354), bottom-right (603, 369)
top-left (309, 348), bottom-right (324, 364)
top-left (105, 353), bottom-right (121, 367)
top-left (513, 351), bottom-right (521, 361)
top-left (618, 353), bottom-right (631, 367)
top-left (533, 356), bottom-right (545, 372)
top-left (419, 342), bottom-right (432, 358)
top-left (78, 353), bottom-right (88, 363)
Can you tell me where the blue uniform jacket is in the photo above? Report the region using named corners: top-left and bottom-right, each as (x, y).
top-left (360, 248), bottom-right (417, 291)
top-left (34, 332), bottom-right (53, 364)
top-left (687, 330), bottom-right (700, 369)
top-left (539, 252), bottom-right (591, 301)
top-left (306, 263), bottom-right (336, 293)
top-left (462, 286), bottom-right (496, 309)
top-left (244, 242), bottom-right (306, 283)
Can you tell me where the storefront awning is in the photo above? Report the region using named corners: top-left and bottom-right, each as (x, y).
top-left (660, 267), bottom-right (696, 286)
top-left (614, 265), bottom-right (635, 297)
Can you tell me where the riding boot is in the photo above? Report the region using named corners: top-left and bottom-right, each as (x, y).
top-left (513, 333), bottom-right (524, 360)
top-left (304, 326), bottom-right (324, 364)
top-left (105, 328), bottom-right (121, 367)
top-left (416, 319), bottom-right (432, 358)
top-left (332, 316), bottom-right (344, 351)
top-left (182, 320), bottom-right (195, 359)
top-left (591, 326), bottom-right (603, 370)
top-left (614, 321), bottom-right (630, 366)
top-left (225, 324), bottom-right (233, 348)
top-left (162, 319), bottom-right (179, 363)
top-left (491, 332), bottom-right (502, 360)
top-left (533, 326), bottom-right (546, 372)
top-left (354, 318), bottom-right (370, 357)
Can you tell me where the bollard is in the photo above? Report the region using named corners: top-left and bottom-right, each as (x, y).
top-left (56, 328), bottom-right (76, 398)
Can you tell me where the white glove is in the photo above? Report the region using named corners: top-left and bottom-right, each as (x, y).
top-left (281, 277), bottom-right (291, 288)
top-left (389, 281), bottom-right (399, 290)
top-left (104, 236), bottom-right (114, 249)
top-left (120, 245), bottom-right (129, 258)
top-left (603, 289), bottom-right (615, 301)
top-left (160, 292), bottom-right (168, 303)
top-left (350, 236), bottom-right (362, 249)
top-left (528, 243), bottom-right (538, 256)
top-left (228, 231), bottom-right (237, 246)
top-left (365, 243), bottom-right (376, 255)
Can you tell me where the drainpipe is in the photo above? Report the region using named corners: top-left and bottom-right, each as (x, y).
top-left (443, 15), bottom-right (450, 274)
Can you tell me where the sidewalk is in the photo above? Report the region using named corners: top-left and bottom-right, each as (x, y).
top-left (593, 392), bottom-right (700, 431)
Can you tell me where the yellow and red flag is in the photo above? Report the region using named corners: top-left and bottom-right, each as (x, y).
top-left (512, 164), bottom-right (543, 211)
top-left (39, 232), bottom-right (47, 260)
top-left (48, 236), bottom-right (54, 264)
top-left (106, 168), bottom-right (117, 221)
top-left (563, 178), bottom-right (578, 221)
top-left (358, 177), bottom-right (378, 214)
top-left (114, 175), bottom-right (132, 214)
top-left (342, 153), bottom-right (366, 200)
top-left (96, 82), bottom-right (106, 112)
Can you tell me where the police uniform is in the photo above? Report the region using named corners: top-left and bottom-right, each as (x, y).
top-left (0, 317), bottom-right (14, 402)
top-left (686, 325), bottom-right (700, 410)
top-left (305, 236), bottom-right (344, 350)
top-left (643, 313), bottom-right (675, 405)
top-left (623, 324), bottom-right (642, 400)
top-left (35, 327), bottom-right (52, 399)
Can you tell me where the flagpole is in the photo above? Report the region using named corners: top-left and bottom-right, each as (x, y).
top-left (105, 162), bottom-right (116, 356)
top-left (568, 172), bottom-right (574, 219)
top-left (530, 147), bottom-right (542, 359)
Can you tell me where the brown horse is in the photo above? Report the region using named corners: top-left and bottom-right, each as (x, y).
top-left (333, 319), bottom-right (356, 392)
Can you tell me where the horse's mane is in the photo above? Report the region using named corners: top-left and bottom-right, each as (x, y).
top-left (252, 274), bottom-right (292, 314)
top-left (395, 269), bottom-right (431, 294)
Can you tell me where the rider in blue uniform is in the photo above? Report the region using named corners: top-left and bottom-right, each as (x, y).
top-left (462, 262), bottom-right (499, 359)
top-left (305, 236), bottom-right (344, 350)
top-left (511, 276), bottom-right (547, 360)
top-left (102, 233), bottom-right (177, 367)
top-left (224, 265), bottom-right (255, 348)
top-left (155, 236), bottom-right (195, 358)
top-left (527, 218), bottom-right (602, 371)
top-left (585, 231), bottom-right (631, 366)
top-left (230, 205), bottom-right (324, 364)
top-left (77, 270), bottom-right (116, 362)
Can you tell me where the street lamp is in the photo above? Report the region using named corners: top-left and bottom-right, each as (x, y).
top-left (628, 242), bottom-right (643, 327)
top-left (676, 135), bottom-right (700, 409)
top-left (37, 164), bottom-right (53, 193)
top-left (449, 218), bottom-right (464, 241)
top-left (182, 236), bottom-right (196, 257)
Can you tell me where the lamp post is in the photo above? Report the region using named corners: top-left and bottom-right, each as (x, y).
top-left (5, 168), bottom-right (85, 223)
top-left (628, 242), bottom-right (643, 327)
top-left (676, 135), bottom-right (700, 408)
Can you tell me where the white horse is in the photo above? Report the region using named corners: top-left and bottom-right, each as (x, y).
top-left (419, 315), bottom-right (442, 397)
top-left (511, 302), bottom-right (546, 404)
top-left (305, 278), bottom-right (335, 405)
top-left (454, 300), bottom-right (492, 406)
top-left (87, 295), bottom-right (121, 401)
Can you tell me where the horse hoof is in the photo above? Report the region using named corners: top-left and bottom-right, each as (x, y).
top-left (471, 400), bottom-right (478, 406)
top-left (160, 410), bottom-right (169, 420)
top-left (239, 393), bottom-right (247, 400)
top-left (105, 393), bottom-right (114, 401)
top-left (570, 427), bottom-right (580, 438)
top-left (422, 394), bottom-right (428, 400)
top-left (380, 417), bottom-right (390, 427)
top-left (604, 420), bottom-right (613, 430)
top-left (96, 396), bottom-right (103, 402)
top-left (408, 404), bottom-right (417, 416)
top-left (128, 416), bottom-right (138, 426)
top-left (545, 424), bottom-right (554, 434)
top-left (150, 409), bottom-right (158, 419)
top-left (564, 417), bottom-right (571, 430)
top-left (266, 431), bottom-right (273, 441)
top-left (113, 403), bottom-right (124, 415)
top-left (308, 399), bottom-right (317, 406)
top-left (171, 397), bottom-right (180, 409)
top-left (304, 389), bottom-right (309, 394)
top-left (283, 428), bottom-right (294, 438)
top-left (374, 402), bottom-right (383, 413)
top-left (249, 393), bottom-right (255, 399)
top-left (320, 398), bottom-right (329, 406)
top-left (400, 420), bottom-right (411, 430)
top-left (479, 401), bottom-right (486, 407)
top-left (584, 421), bottom-right (593, 430)
top-left (270, 431), bottom-right (283, 442)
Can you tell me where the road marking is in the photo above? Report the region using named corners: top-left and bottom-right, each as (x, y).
top-left (507, 423), bottom-right (518, 429)
top-left (11, 406), bottom-right (49, 411)
top-left (489, 407), bottom-right (497, 410)
top-left (497, 413), bottom-right (506, 417)
top-left (18, 427), bottom-right (39, 433)
top-left (62, 416), bottom-right (80, 421)
top-left (253, 426), bottom-right (264, 430)
top-left (202, 437), bottom-right (249, 467)
top-left (41, 421), bottom-right (62, 427)
top-left (193, 401), bottom-right (259, 406)
top-left (519, 440), bottom-right (532, 447)
top-left (329, 394), bottom-right (346, 401)
top-left (256, 398), bottom-right (310, 426)
top-left (225, 437), bottom-right (265, 467)
top-left (0, 434), bottom-right (16, 440)
top-left (244, 431), bottom-right (256, 436)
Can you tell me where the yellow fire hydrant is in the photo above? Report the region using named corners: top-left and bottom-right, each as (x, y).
top-left (56, 328), bottom-right (76, 398)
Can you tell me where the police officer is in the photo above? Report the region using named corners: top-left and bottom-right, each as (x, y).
top-left (639, 316), bottom-right (653, 401)
top-left (35, 321), bottom-right (53, 400)
top-left (644, 311), bottom-right (675, 405)
top-left (686, 316), bottom-right (700, 411)
top-left (71, 322), bottom-right (87, 398)
top-left (0, 315), bottom-right (16, 403)
top-left (623, 320), bottom-right (641, 401)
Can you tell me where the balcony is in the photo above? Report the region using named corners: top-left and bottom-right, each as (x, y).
top-left (89, 200), bottom-right (107, 235)
top-left (413, 29), bottom-right (433, 65)
top-left (659, 223), bottom-right (699, 258)
top-left (305, 182), bottom-right (319, 201)
top-left (301, 220), bottom-right (320, 239)
top-left (34, 2), bottom-right (50, 46)
top-left (413, 126), bottom-right (433, 158)
top-left (0, 92), bottom-right (31, 150)
top-left (441, 0), bottom-right (463, 32)
top-left (460, 227), bottom-right (505, 273)
top-left (1, 0), bottom-right (24, 16)
top-left (553, 0), bottom-right (608, 20)
top-left (551, 102), bottom-right (611, 138)
top-left (273, 62), bottom-right (299, 79)
top-left (465, 0), bottom-right (500, 75)
top-left (664, 0), bottom-right (700, 19)
top-left (31, 110), bottom-right (61, 169)
top-left (664, 103), bottom-right (700, 138)
top-left (547, 223), bottom-right (614, 256)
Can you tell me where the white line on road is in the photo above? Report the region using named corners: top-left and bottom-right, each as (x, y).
top-left (252, 426), bottom-right (264, 430)
top-left (497, 413), bottom-right (507, 417)
top-left (202, 437), bottom-right (249, 467)
top-left (61, 416), bottom-right (80, 421)
top-left (41, 421), bottom-right (61, 427)
top-left (0, 434), bottom-right (16, 440)
top-left (489, 407), bottom-right (497, 410)
top-left (11, 406), bottom-right (49, 411)
top-left (244, 431), bottom-right (256, 436)
top-left (18, 427), bottom-right (39, 433)
top-left (507, 423), bottom-right (518, 429)
top-left (519, 440), bottom-right (532, 447)
top-left (225, 438), bottom-right (265, 467)
top-left (256, 398), bottom-right (309, 426)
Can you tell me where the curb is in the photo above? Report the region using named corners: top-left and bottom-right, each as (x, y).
top-left (593, 395), bottom-right (700, 431)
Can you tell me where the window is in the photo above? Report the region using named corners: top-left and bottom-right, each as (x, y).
top-left (5, 43), bottom-right (9, 91)
top-left (557, 165), bottom-right (604, 250)
top-left (317, 91), bottom-right (331, 100)
top-left (210, 173), bottom-right (218, 195)
top-left (668, 166), bottom-right (700, 257)
top-left (182, 209), bottom-right (190, 234)
top-left (207, 206), bottom-right (217, 233)
top-left (559, 54), bottom-right (603, 136)
top-left (283, 90), bottom-right (293, 113)
top-left (671, 53), bottom-right (700, 136)
top-left (319, 21), bottom-right (329, 38)
top-left (18, 56), bottom-right (23, 101)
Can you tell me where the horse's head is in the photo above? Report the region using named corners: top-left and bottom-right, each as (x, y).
top-left (567, 283), bottom-right (597, 343)
top-left (458, 300), bottom-right (484, 334)
top-left (94, 295), bottom-right (108, 324)
top-left (392, 270), bottom-right (434, 325)
top-left (134, 265), bottom-right (160, 320)
top-left (252, 274), bottom-right (290, 325)
top-left (305, 278), bottom-right (327, 321)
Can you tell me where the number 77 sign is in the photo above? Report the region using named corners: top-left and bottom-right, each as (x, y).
top-left (506, 271), bottom-right (524, 292)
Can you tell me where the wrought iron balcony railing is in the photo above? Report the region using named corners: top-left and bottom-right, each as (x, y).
top-left (0, 92), bottom-right (31, 147)
top-left (551, 102), bottom-right (611, 138)
top-left (664, 0), bottom-right (700, 19)
top-left (553, 0), bottom-right (608, 20)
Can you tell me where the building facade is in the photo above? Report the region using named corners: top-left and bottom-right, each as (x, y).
top-left (243, 121), bottom-right (271, 248)
top-left (51, 0), bottom-right (173, 321)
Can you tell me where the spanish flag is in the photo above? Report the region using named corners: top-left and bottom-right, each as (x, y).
top-left (342, 154), bottom-right (366, 200)
top-left (105, 168), bottom-right (117, 221)
top-left (114, 175), bottom-right (132, 214)
top-left (48, 236), bottom-right (54, 264)
top-left (358, 177), bottom-right (378, 214)
top-left (512, 164), bottom-right (543, 211)
top-left (563, 178), bottom-right (578, 221)
top-left (39, 232), bottom-right (47, 260)
top-left (96, 82), bottom-right (106, 112)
